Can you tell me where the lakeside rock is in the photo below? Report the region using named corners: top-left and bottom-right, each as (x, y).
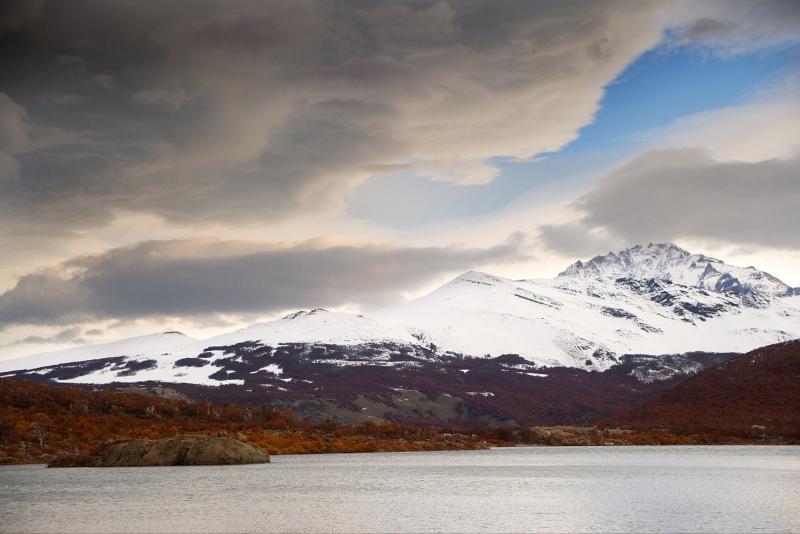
top-left (49, 435), bottom-right (269, 467)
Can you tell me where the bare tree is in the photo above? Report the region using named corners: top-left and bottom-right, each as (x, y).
top-left (31, 422), bottom-right (47, 448)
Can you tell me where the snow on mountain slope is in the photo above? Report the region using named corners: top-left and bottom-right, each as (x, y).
top-left (382, 269), bottom-right (800, 369)
top-left (0, 310), bottom-right (417, 383)
top-left (0, 332), bottom-right (199, 374)
top-left (1, 242), bottom-right (798, 383)
top-left (560, 242), bottom-right (793, 299)
top-left (206, 309), bottom-right (417, 348)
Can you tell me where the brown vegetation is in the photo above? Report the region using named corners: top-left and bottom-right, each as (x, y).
top-left (6, 344), bottom-right (735, 427)
top-left (603, 340), bottom-right (800, 442)
top-left (0, 379), bottom-right (494, 464)
top-left (3, 340), bottom-right (797, 467)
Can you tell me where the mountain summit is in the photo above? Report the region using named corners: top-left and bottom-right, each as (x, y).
top-left (559, 242), bottom-right (793, 298)
top-left (2, 243), bottom-right (799, 384)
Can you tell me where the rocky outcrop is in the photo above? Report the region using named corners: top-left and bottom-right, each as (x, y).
top-left (49, 435), bottom-right (269, 467)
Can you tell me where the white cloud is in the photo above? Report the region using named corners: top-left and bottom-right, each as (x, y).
top-left (640, 90), bottom-right (800, 162)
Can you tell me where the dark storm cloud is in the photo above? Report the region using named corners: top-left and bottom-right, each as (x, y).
top-left (540, 149), bottom-right (800, 255)
top-left (0, 236), bottom-right (530, 327)
top-left (0, 0), bottom-right (677, 235)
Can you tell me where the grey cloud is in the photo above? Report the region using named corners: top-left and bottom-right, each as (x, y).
top-left (681, 17), bottom-right (737, 41)
top-left (131, 88), bottom-right (191, 111)
top-left (0, 0), bottom-right (673, 235)
top-left (0, 235), bottom-right (530, 328)
top-left (0, 93), bottom-right (28, 153)
top-left (538, 223), bottom-right (622, 259)
top-left (4, 326), bottom-right (84, 347)
top-left (667, 0), bottom-right (800, 54)
top-left (0, 0), bottom-right (44, 34)
top-left (1, 0), bottom-right (796, 240)
top-left (540, 149), bottom-right (800, 255)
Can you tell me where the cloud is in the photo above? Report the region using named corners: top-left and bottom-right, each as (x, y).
top-left (637, 93), bottom-right (800, 162)
top-left (0, 93), bottom-right (28, 152)
top-left (0, 0), bottom-right (698, 235)
top-left (538, 223), bottom-right (622, 259)
top-left (91, 74), bottom-right (114, 88)
top-left (540, 149), bottom-right (800, 255)
top-left (666, 0), bottom-right (800, 55)
top-left (0, 0), bottom-right (44, 35)
top-left (0, 235), bottom-right (530, 328)
top-left (3, 326), bottom-right (84, 347)
top-left (542, 84), bottom-right (800, 257)
top-left (132, 87), bottom-right (192, 111)
top-left (38, 92), bottom-right (85, 106)
top-left (0, 92), bottom-right (29, 179)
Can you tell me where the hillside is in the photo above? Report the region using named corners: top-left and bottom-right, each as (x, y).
top-left (0, 379), bottom-right (495, 464)
top-left (604, 340), bottom-right (800, 440)
top-left (1, 347), bottom-right (737, 427)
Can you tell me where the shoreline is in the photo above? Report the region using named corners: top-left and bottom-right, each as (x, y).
top-left (3, 441), bottom-right (800, 468)
top-left (4, 439), bottom-right (799, 467)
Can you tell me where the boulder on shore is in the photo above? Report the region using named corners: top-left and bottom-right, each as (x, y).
top-left (49, 435), bottom-right (269, 467)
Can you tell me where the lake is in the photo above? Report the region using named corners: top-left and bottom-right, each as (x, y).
top-left (1, 446), bottom-right (798, 533)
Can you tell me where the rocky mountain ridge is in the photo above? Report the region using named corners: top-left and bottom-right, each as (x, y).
top-left (0, 243), bottom-right (797, 394)
top-left (560, 242), bottom-right (795, 299)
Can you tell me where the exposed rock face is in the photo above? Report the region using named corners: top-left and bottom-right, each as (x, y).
top-left (50, 435), bottom-right (269, 467)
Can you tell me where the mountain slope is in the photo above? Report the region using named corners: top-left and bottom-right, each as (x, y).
top-left (0, 311), bottom-right (416, 385)
top-left (0, 332), bottom-right (199, 374)
top-left (382, 267), bottom-right (800, 369)
top-left (0, 242), bottom-right (798, 385)
top-left (604, 340), bottom-right (800, 439)
top-left (1, 346), bottom-right (738, 426)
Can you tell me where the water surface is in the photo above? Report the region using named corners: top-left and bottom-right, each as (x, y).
top-left (1, 446), bottom-right (798, 533)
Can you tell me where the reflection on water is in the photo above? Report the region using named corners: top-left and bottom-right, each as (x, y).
top-left (1, 446), bottom-right (799, 533)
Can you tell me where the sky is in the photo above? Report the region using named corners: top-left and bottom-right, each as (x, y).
top-left (0, 0), bottom-right (798, 359)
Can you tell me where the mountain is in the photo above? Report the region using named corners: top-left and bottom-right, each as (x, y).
top-left (604, 340), bottom-right (800, 440)
top-left (0, 342), bottom-right (738, 426)
top-left (560, 242), bottom-right (795, 299)
top-left (0, 311), bottom-right (417, 386)
top-left (0, 242), bottom-right (797, 424)
top-left (383, 265), bottom-right (799, 368)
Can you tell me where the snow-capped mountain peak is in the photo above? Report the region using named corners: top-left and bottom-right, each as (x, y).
top-left (1, 243), bottom-right (798, 385)
top-left (559, 242), bottom-right (792, 298)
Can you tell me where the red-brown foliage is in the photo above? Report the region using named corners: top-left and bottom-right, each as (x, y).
top-left (603, 340), bottom-right (800, 441)
top-left (0, 379), bottom-right (495, 464)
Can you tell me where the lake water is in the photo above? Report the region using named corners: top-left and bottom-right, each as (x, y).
top-left (1, 446), bottom-right (798, 533)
